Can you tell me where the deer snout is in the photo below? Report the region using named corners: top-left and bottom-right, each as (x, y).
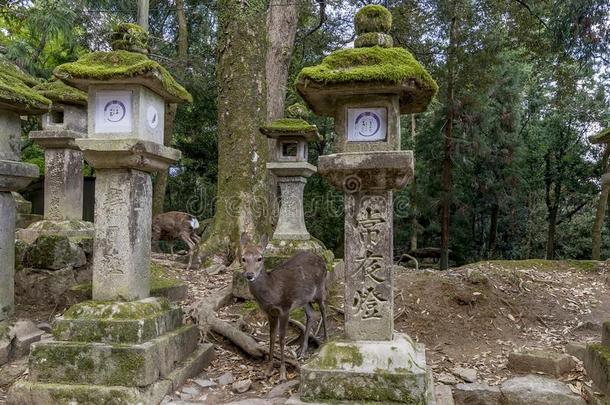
top-left (245, 271), bottom-right (256, 281)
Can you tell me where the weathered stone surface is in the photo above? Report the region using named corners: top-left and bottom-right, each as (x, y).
top-left (344, 192), bottom-right (393, 341)
top-left (451, 366), bottom-right (477, 383)
top-left (24, 234), bottom-right (86, 270)
top-left (453, 382), bottom-right (502, 405)
top-left (501, 375), bottom-right (586, 405)
top-left (29, 324), bottom-right (198, 386)
top-left (318, 151), bottom-right (413, 192)
top-left (566, 342), bottom-right (587, 362)
top-left (0, 110), bottom-right (21, 161)
top-left (585, 344), bottom-right (610, 397)
top-left (11, 320), bottom-right (45, 358)
top-left (17, 219), bottom-right (94, 244)
top-left (300, 334), bottom-right (432, 403)
top-left (92, 169), bottom-right (152, 300)
top-left (267, 380), bottom-right (299, 398)
top-left (12, 192), bottom-right (31, 215)
top-left (603, 322), bottom-right (610, 348)
top-left (194, 378), bottom-right (216, 389)
top-left (508, 349), bottom-right (576, 377)
top-left (435, 384), bottom-right (454, 405)
top-left (582, 384), bottom-right (610, 405)
top-left (53, 298), bottom-right (182, 344)
top-left (232, 379), bottom-right (252, 393)
top-left (0, 160), bottom-right (39, 192)
top-left (218, 372), bottom-right (235, 386)
top-left (42, 148), bottom-right (84, 220)
top-left (0, 337), bottom-right (10, 365)
top-left (271, 176), bottom-right (311, 240)
top-left (41, 105), bottom-right (87, 133)
top-left (0, 192), bottom-right (16, 321)
top-left (164, 343), bottom-right (215, 392)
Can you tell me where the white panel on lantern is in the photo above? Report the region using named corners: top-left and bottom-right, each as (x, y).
top-left (95, 90), bottom-right (133, 134)
top-left (347, 107), bottom-right (387, 142)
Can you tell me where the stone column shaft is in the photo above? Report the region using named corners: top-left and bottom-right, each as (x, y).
top-left (44, 148), bottom-right (84, 220)
top-left (92, 169), bottom-right (152, 301)
top-left (0, 110), bottom-right (21, 162)
top-left (344, 191), bottom-right (394, 341)
top-left (0, 192), bottom-right (15, 321)
top-left (274, 176), bottom-right (309, 240)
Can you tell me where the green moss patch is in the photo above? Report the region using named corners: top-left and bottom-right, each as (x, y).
top-left (264, 118), bottom-right (316, 133)
top-left (33, 80), bottom-right (87, 106)
top-left (297, 46), bottom-right (438, 95)
top-left (354, 5), bottom-right (392, 34)
top-left (590, 128), bottom-right (610, 144)
top-left (0, 61), bottom-right (50, 111)
top-left (0, 58), bottom-right (41, 87)
top-left (54, 50), bottom-right (192, 103)
top-left (312, 342), bottom-right (364, 369)
top-left (286, 103), bottom-right (309, 119)
top-left (63, 298), bottom-right (171, 320)
top-left (355, 32), bottom-right (393, 48)
top-left (150, 262), bottom-right (182, 291)
top-left (110, 23), bottom-right (149, 53)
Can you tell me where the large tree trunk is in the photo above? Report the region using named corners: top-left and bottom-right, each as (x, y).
top-left (592, 146), bottom-right (610, 260)
top-left (175, 0), bottom-right (188, 62)
top-left (265, 0), bottom-right (299, 228)
top-left (440, 14), bottom-right (457, 270)
top-left (546, 205), bottom-right (558, 259)
top-left (410, 114), bottom-right (418, 252)
top-left (488, 202), bottom-right (499, 258)
top-left (202, 0), bottom-right (270, 257)
top-left (137, 0), bottom-right (149, 31)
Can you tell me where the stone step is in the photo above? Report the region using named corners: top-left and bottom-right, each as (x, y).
top-left (584, 343), bottom-right (610, 397)
top-left (508, 349), bottom-right (576, 377)
top-left (53, 299), bottom-right (183, 344)
top-left (8, 343), bottom-right (215, 405)
top-left (501, 375), bottom-right (586, 405)
top-left (603, 322), bottom-right (610, 348)
top-left (29, 324), bottom-right (198, 387)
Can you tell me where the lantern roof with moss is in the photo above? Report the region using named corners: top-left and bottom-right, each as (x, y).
top-left (0, 59), bottom-right (50, 114)
top-left (260, 118), bottom-right (322, 142)
top-left (33, 80), bottom-right (88, 107)
top-left (296, 5), bottom-right (438, 116)
top-left (590, 128), bottom-right (610, 144)
top-left (53, 24), bottom-right (192, 104)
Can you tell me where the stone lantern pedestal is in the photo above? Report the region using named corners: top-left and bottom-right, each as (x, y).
top-left (288, 5), bottom-right (438, 404)
top-left (0, 62), bottom-right (49, 322)
top-left (17, 80), bottom-right (94, 243)
top-left (9, 26), bottom-right (213, 405)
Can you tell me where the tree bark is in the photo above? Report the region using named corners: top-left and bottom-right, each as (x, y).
top-left (176, 0), bottom-right (188, 62)
top-left (203, 0), bottom-right (270, 256)
top-left (440, 14), bottom-right (457, 270)
top-left (152, 103), bottom-right (177, 217)
top-left (410, 114), bottom-right (418, 252)
top-left (488, 202), bottom-right (499, 258)
top-left (137, 0), bottom-right (150, 32)
top-left (592, 146), bottom-right (610, 260)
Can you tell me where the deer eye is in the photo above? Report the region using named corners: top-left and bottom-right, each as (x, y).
top-left (257, 257), bottom-right (262, 262)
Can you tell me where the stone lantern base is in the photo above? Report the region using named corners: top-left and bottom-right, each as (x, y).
top-left (16, 220), bottom-right (94, 244)
top-left (288, 334), bottom-right (435, 405)
top-left (8, 298), bottom-right (214, 405)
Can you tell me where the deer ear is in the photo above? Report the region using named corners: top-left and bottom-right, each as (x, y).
top-left (259, 234), bottom-right (269, 251)
top-left (240, 232), bottom-right (250, 248)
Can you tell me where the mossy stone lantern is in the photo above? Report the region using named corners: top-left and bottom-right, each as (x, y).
top-left (8, 26), bottom-right (215, 405)
top-left (0, 60), bottom-right (48, 322)
top-left (53, 25), bottom-right (191, 302)
top-left (292, 5), bottom-right (438, 405)
top-left (27, 80), bottom-right (91, 224)
top-left (261, 118), bottom-right (320, 241)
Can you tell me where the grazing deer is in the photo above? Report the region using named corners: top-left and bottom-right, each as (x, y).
top-left (240, 233), bottom-right (328, 381)
top-left (151, 211), bottom-right (201, 270)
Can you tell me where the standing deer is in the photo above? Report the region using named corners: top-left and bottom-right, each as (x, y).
top-left (151, 211), bottom-right (201, 270)
top-left (239, 233), bottom-right (328, 381)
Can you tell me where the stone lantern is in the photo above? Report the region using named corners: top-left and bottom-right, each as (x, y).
top-left (289, 5), bottom-right (438, 405)
top-left (0, 60), bottom-right (48, 322)
top-left (261, 117), bottom-right (320, 241)
top-left (17, 80), bottom-right (94, 242)
top-left (9, 24), bottom-right (214, 404)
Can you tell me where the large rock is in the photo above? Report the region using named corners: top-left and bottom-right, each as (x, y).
top-left (500, 375), bottom-right (586, 405)
top-left (10, 320), bottom-right (45, 358)
top-left (584, 344), bottom-right (610, 397)
top-left (508, 349), bottom-right (576, 377)
top-left (453, 383), bottom-right (502, 405)
top-left (24, 234), bottom-right (86, 270)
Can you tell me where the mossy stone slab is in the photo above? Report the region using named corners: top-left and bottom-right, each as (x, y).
top-left (30, 324), bottom-right (198, 387)
top-left (585, 344), bottom-right (610, 397)
top-left (0, 59), bottom-right (50, 114)
top-left (32, 81), bottom-right (87, 107)
top-left (300, 334), bottom-right (433, 404)
top-left (0, 160), bottom-right (40, 192)
top-left (260, 118), bottom-right (321, 142)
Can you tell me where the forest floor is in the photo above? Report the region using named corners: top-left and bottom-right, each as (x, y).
top-left (0, 257), bottom-right (608, 404)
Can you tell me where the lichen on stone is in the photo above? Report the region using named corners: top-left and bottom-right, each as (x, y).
top-left (590, 127), bottom-right (610, 144)
top-left (311, 342), bottom-right (364, 369)
top-left (54, 50), bottom-right (192, 103)
top-left (63, 298), bottom-right (171, 320)
top-left (354, 5), bottom-right (393, 34)
top-left (286, 103), bottom-right (310, 119)
top-left (33, 80), bottom-right (88, 106)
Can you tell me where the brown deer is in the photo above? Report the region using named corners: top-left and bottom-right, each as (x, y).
top-left (151, 211), bottom-right (201, 270)
top-left (239, 233), bottom-right (328, 381)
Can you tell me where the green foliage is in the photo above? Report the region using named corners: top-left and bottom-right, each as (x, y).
top-left (33, 80), bottom-right (87, 106)
top-left (54, 51), bottom-right (192, 103)
top-left (354, 5), bottom-right (392, 34)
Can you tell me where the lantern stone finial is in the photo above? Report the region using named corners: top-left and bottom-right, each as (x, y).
top-left (110, 22), bottom-right (149, 54)
top-left (354, 5), bottom-right (394, 48)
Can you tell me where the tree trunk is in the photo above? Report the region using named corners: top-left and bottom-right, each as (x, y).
top-left (265, 0), bottom-right (299, 229)
top-left (152, 103), bottom-right (178, 217)
top-left (592, 146), bottom-right (610, 260)
top-left (488, 202), bottom-right (499, 258)
top-left (410, 114), bottom-right (418, 252)
top-left (176, 0), bottom-right (188, 62)
top-left (440, 15), bottom-right (457, 270)
top-left (203, 0), bottom-right (270, 256)
top-left (546, 205), bottom-right (558, 259)
top-left (137, 0), bottom-right (150, 32)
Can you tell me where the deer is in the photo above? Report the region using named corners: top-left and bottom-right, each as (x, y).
top-left (239, 232), bottom-right (328, 381)
top-left (151, 211), bottom-right (201, 270)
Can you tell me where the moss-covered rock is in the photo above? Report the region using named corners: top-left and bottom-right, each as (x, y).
top-left (110, 23), bottom-right (149, 54)
top-left (54, 50), bottom-right (192, 103)
top-left (0, 59), bottom-right (50, 113)
top-left (0, 58), bottom-right (41, 87)
top-left (354, 4), bottom-right (392, 34)
top-left (286, 102), bottom-right (309, 119)
top-left (355, 32), bottom-right (393, 48)
top-left (62, 298), bottom-right (171, 321)
top-left (24, 234), bottom-right (86, 270)
top-left (260, 118), bottom-right (321, 142)
top-left (33, 80), bottom-right (87, 106)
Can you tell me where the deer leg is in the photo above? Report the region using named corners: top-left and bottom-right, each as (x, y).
top-left (265, 315), bottom-right (278, 376)
top-left (300, 303), bottom-right (314, 358)
top-left (180, 233), bottom-right (196, 270)
top-left (168, 241), bottom-right (175, 255)
top-left (318, 298), bottom-right (328, 341)
top-left (278, 313), bottom-right (289, 382)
